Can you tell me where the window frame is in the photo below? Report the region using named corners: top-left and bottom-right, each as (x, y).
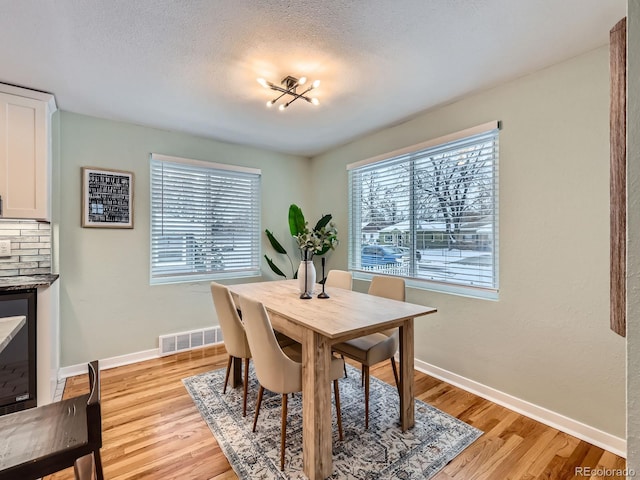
top-left (149, 153), bottom-right (262, 285)
top-left (347, 121), bottom-right (500, 300)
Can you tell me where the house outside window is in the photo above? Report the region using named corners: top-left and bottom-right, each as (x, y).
top-left (347, 121), bottom-right (499, 299)
top-left (150, 153), bottom-right (261, 284)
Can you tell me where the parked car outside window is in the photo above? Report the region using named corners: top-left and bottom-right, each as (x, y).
top-left (361, 245), bottom-right (404, 266)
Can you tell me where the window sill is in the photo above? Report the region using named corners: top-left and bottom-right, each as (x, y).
top-left (352, 270), bottom-right (499, 301)
top-left (150, 270), bottom-right (261, 286)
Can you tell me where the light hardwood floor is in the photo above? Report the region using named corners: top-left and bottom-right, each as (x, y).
top-left (45, 345), bottom-right (625, 480)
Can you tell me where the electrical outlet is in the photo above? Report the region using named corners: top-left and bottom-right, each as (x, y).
top-left (0, 240), bottom-right (11, 257)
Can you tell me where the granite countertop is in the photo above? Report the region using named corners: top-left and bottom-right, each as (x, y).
top-left (0, 316), bottom-right (26, 354)
top-left (0, 274), bottom-right (59, 291)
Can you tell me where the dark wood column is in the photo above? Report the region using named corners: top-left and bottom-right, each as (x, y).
top-left (610, 17), bottom-right (626, 337)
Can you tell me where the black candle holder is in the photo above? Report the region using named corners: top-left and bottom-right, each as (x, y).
top-left (300, 251), bottom-right (312, 299)
top-left (318, 257), bottom-right (329, 299)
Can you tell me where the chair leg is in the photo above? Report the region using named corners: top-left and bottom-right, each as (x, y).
top-left (390, 357), bottom-right (400, 396)
top-left (333, 379), bottom-right (343, 441)
top-left (361, 364), bottom-right (365, 387)
top-left (280, 393), bottom-right (288, 471)
top-left (223, 355), bottom-right (233, 394)
top-left (252, 385), bottom-right (264, 432)
top-left (341, 354), bottom-right (348, 378)
top-left (94, 449), bottom-right (104, 480)
top-left (364, 365), bottom-right (370, 429)
top-left (243, 358), bottom-right (250, 417)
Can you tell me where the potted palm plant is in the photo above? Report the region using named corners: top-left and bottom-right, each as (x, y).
top-left (264, 204), bottom-right (338, 294)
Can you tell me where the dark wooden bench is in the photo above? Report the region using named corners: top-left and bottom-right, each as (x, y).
top-left (0, 360), bottom-right (104, 480)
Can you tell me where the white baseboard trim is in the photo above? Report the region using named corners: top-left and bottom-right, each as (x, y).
top-left (412, 358), bottom-right (626, 458)
top-left (58, 348), bottom-right (161, 379)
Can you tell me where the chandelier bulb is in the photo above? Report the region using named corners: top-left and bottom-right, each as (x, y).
top-left (266, 100), bottom-right (273, 108)
top-left (311, 97), bottom-right (319, 106)
top-left (298, 76), bottom-right (307, 86)
top-left (257, 78), bottom-right (269, 88)
top-left (312, 80), bottom-right (321, 89)
top-left (278, 104), bottom-right (286, 111)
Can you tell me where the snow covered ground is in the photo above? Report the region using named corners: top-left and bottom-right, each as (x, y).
top-left (361, 248), bottom-right (494, 288)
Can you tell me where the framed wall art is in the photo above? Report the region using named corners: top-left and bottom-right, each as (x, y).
top-left (82, 167), bottom-right (134, 228)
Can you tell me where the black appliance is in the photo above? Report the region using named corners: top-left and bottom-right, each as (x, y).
top-left (0, 289), bottom-right (36, 415)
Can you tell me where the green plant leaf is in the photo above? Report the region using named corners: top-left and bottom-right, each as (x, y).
top-left (265, 229), bottom-right (287, 254)
top-left (264, 255), bottom-right (287, 278)
top-left (288, 204), bottom-right (306, 236)
top-left (316, 245), bottom-right (331, 256)
top-left (314, 214), bottom-right (332, 232)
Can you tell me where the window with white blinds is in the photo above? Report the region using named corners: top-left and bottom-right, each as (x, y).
top-left (347, 122), bottom-right (499, 297)
top-left (150, 154), bottom-right (261, 284)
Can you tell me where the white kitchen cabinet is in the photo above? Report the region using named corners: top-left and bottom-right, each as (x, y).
top-left (0, 84), bottom-right (56, 220)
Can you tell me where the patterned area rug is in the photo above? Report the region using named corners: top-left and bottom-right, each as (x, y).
top-left (183, 364), bottom-right (482, 479)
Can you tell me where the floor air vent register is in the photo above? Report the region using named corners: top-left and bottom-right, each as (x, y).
top-left (159, 326), bottom-right (221, 356)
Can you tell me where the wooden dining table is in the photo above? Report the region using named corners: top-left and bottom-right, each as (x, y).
top-left (228, 279), bottom-right (437, 480)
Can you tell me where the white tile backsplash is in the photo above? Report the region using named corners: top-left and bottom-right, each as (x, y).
top-left (0, 220), bottom-right (51, 276)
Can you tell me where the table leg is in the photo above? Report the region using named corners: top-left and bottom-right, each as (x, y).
top-left (399, 318), bottom-right (415, 431)
top-left (302, 329), bottom-right (333, 479)
top-left (228, 356), bottom-right (242, 388)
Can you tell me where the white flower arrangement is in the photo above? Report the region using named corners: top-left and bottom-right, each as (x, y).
top-left (295, 221), bottom-right (338, 260)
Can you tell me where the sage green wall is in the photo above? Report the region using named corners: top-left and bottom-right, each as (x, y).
top-left (627, 0), bottom-right (639, 468)
top-left (310, 46), bottom-right (626, 438)
top-left (58, 112), bottom-right (309, 366)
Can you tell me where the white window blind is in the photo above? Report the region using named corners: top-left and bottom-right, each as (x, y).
top-left (150, 154), bottom-right (261, 284)
top-left (348, 122), bottom-right (499, 297)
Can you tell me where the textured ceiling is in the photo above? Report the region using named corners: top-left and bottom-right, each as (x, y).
top-left (0, 0), bottom-right (627, 157)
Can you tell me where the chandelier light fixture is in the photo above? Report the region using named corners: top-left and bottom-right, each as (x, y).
top-left (257, 75), bottom-right (320, 111)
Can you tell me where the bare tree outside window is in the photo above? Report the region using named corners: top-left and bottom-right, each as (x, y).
top-left (414, 144), bottom-right (495, 250)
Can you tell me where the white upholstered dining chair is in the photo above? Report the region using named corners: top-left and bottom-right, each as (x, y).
top-left (239, 295), bottom-right (345, 471)
top-left (332, 275), bottom-right (405, 429)
top-left (325, 269), bottom-right (353, 291)
top-left (210, 282), bottom-right (253, 417)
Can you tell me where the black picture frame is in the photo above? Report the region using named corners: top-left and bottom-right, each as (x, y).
top-left (81, 167), bottom-right (134, 228)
